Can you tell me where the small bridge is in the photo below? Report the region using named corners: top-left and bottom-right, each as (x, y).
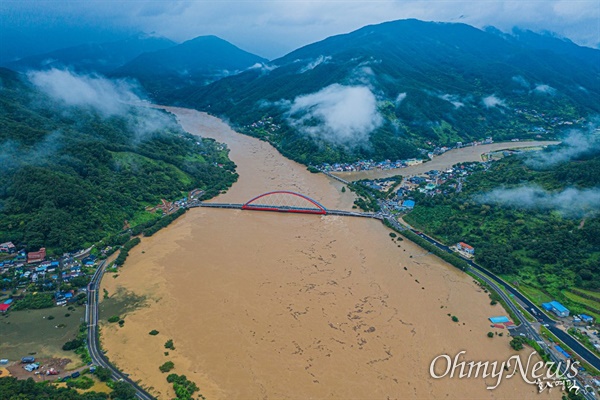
top-left (189, 190), bottom-right (381, 220)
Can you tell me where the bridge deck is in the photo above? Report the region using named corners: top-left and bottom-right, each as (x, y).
top-left (188, 202), bottom-right (382, 220)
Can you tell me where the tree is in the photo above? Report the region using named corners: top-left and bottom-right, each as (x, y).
top-left (510, 337), bottom-right (525, 351)
top-left (95, 366), bottom-right (111, 382)
top-left (62, 338), bottom-right (84, 351)
top-left (487, 332), bottom-right (494, 338)
top-left (111, 381), bottom-right (136, 400)
top-left (159, 361), bottom-right (175, 373)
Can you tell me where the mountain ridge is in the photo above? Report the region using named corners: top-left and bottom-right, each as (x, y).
top-left (171, 19), bottom-right (599, 165)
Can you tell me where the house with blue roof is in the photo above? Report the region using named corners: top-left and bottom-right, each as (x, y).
top-left (542, 301), bottom-right (570, 317)
top-left (579, 314), bottom-right (594, 323)
top-left (402, 200), bottom-right (416, 209)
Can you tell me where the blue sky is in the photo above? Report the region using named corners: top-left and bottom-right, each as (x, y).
top-left (1, 0), bottom-right (598, 61)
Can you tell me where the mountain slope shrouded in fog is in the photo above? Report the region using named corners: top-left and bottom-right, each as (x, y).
top-left (111, 35), bottom-right (268, 101)
top-left (5, 34), bottom-right (176, 74)
top-left (174, 19), bottom-right (599, 165)
top-left (0, 68), bottom-right (237, 254)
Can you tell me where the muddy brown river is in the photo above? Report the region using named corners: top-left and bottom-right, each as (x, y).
top-left (101, 108), bottom-right (556, 399)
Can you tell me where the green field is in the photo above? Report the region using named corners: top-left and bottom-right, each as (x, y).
top-left (517, 285), bottom-right (553, 305)
top-left (562, 290), bottom-right (600, 321)
top-left (0, 306), bottom-right (85, 363)
top-left (573, 288), bottom-right (600, 302)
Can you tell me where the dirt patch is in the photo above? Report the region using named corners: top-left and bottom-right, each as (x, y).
top-left (7, 357), bottom-right (72, 381)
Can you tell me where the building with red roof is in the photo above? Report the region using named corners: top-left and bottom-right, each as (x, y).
top-left (27, 248), bottom-right (46, 264)
top-left (457, 242), bottom-right (475, 255)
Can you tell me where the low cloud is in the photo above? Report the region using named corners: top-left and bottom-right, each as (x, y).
top-left (482, 94), bottom-right (506, 108)
top-left (299, 55), bottom-right (331, 73)
top-left (476, 185), bottom-right (600, 217)
top-left (439, 93), bottom-right (464, 109)
top-left (28, 69), bottom-right (140, 117)
top-left (533, 84), bottom-right (557, 95)
top-left (395, 92), bottom-right (407, 105)
top-left (0, 131), bottom-right (64, 173)
top-left (28, 69), bottom-right (176, 138)
top-left (287, 84), bottom-right (382, 146)
top-left (248, 62), bottom-right (278, 74)
top-left (512, 75), bottom-right (530, 88)
top-left (526, 126), bottom-right (600, 168)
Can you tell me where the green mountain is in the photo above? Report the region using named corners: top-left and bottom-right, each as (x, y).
top-left (174, 19), bottom-right (600, 165)
top-left (4, 34), bottom-right (176, 74)
top-left (0, 68), bottom-right (237, 255)
top-left (111, 35), bottom-right (268, 102)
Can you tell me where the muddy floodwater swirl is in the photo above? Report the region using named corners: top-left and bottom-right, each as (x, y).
top-left (100, 108), bottom-right (557, 399)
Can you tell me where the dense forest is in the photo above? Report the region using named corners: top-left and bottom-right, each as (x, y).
top-left (0, 68), bottom-right (238, 255)
top-left (404, 143), bottom-right (600, 314)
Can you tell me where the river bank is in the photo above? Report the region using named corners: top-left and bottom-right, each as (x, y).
top-left (335, 141), bottom-right (560, 182)
top-left (101, 108), bottom-right (557, 399)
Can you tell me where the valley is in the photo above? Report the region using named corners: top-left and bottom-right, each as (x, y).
top-left (100, 108), bottom-right (556, 399)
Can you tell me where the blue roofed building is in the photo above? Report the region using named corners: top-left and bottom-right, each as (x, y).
top-left (402, 200), bottom-right (415, 209)
top-left (580, 314), bottom-right (594, 323)
top-left (542, 301), bottom-right (570, 317)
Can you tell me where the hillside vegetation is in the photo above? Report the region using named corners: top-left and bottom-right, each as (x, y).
top-left (404, 144), bottom-right (600, 314)
top-left (175, 20), bottom-right (599, 165)
top-left (0, 68), bottom-right (237, 255)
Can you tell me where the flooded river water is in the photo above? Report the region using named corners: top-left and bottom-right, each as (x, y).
top-left (101, 108), bottom-right (555, 399)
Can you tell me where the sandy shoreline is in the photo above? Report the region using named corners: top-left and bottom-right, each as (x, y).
top-left (101, 108), bottom-right (558, 399)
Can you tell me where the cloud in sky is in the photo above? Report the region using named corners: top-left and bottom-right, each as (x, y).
top-left (287, 84), bottom-right (382, 146)
top-left (476, 185), bottom-right (600, 218)
top-left (0, 0), bottom-right (598, 61)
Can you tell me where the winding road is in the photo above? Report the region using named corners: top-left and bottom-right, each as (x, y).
top-left (86, 261), bottom-right (155, 400)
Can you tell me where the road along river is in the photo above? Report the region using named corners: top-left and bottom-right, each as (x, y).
top-left (101, 108), bottom-right (557, 399)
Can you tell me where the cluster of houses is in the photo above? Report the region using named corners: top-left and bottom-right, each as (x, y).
top-left (318, 158), bottom-right (423, 173)
top-left (147, 189), bottom-right (206, 215)
top-left (247, 116), bottom-right (281, 135)
top-left (317, 138), bottom-right (496, 173)
top-left (0, 242), bottom-right (98, 312)
top-left (361, 163), bottom-right (486, 214)
top-left (513, 108), bottom-right (584, 129)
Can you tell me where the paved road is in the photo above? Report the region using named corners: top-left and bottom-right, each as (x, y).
top-left (190, 201), bottom-right (383, 220)
top-left (411, 230), bottom-right (600, 373)
top-left (408, 231), bottom-right (597, 398)
top-left (86, 261), bottom-right (155, 400)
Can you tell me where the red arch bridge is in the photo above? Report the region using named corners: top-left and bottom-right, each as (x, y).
top-left (190, 190), bottom-right (382, 219)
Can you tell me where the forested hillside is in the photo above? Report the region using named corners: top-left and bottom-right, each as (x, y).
top-left (175, 19), bottom-right (599, 165)
top-left (404, 141), bottom-right (600, 314)
top-left (0, 68), bottom-right (237, 255)
top-left (111, 35), bottom-right (267, 102)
